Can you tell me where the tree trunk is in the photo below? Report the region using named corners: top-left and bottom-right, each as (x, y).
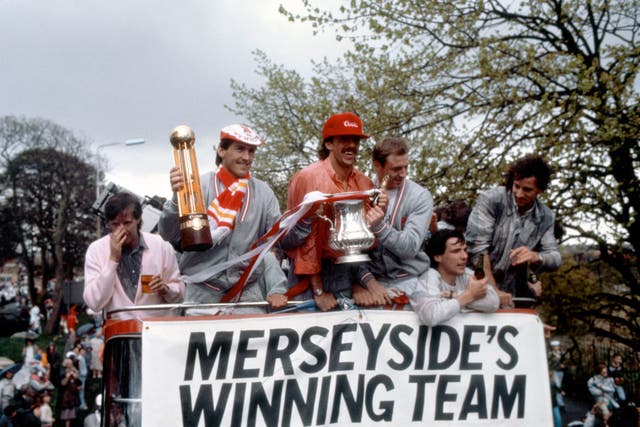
top-left (45, 190), bottom-right (70, 335)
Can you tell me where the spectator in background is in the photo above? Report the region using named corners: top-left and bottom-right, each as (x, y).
top-left (39, 393), bottom-right (53, 427)
top-left (67, 305), bottom-right (78, 335)
top-left (587, 363), bottom-right (619, 423)
top-left (28, 304), bottom-right (41, 334)
top-left (548, 340), bottom-right (566, 412)
top-left (0, 371), bottom-right (15, 413)
top-left (45, 342), bottom-right (61, 388)
top-left (73, 344), bottom-right (89, 410)
top-left (0, 405), bottom-right (16, 427)
top-left (550, 371), bottom-right (563, 427)
top-left (608, 353), bottom-right (627, 403)
top-left (89, 331), bottom-right (104, 379)
top-left (59, 357), bottom-right (81, 427)
top-left (436, 199), bottom-right (471, 234)
top-left (83, 394), bottom-right (102, 427)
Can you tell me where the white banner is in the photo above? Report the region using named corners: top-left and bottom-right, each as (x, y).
top-left (141, 310), bottom-right (552, 426)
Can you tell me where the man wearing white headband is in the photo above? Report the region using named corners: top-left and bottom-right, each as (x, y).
top-left (159, 124), bottom-right (288, 313)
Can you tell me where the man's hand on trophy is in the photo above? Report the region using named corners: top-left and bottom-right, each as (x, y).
top-left (169, 166), bottom-right (185, 193)
top-left (375, 189), bottom-right (389, 210)
top-left (365, 205), bottom-right (385, 229)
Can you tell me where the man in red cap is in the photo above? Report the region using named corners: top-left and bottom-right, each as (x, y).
top-left (159, 124), bottom-right (288, 314)
top-left (285, 112), bottom-right (389, 311)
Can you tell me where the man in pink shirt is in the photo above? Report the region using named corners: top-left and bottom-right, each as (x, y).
top-left (84, 192), bottom-right (184, 319)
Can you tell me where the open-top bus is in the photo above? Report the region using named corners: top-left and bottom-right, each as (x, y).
top-left (101, 302), bottom-right (552, 426)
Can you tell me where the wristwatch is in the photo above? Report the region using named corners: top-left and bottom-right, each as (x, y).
top-left (314, 288), bottom-right (324, 297)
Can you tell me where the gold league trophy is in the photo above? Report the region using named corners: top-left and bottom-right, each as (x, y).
top-left (170, 125), bottom-right (213, 251)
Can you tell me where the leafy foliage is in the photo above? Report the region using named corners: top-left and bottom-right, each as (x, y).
top-left (0, 116), bottom-right (96, 333)
top-left (231, 1), bottom-right (640, 349)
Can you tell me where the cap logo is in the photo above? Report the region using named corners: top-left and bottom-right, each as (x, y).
top-left (343, 120), bottom-right (359, 128)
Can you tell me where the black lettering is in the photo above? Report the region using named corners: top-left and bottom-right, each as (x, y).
top-left (179, 383), bottom-right (231, 427)
top-left (414, 325), bottom-right (429, 370)
top-left (460, 325), bottom-right (484, 370)
top-left (230, 382), bottom-right (246, 427)
top-left (496, 326), bottom-right (519, 369)
top-left (329, 324), bottom-right (356, 372)
top-left (359, 323), bottom-right (390, 370)
top-left (183, 331), bottom-right (232, 381)
top-left (491, 375), bottom-right (526, 418)
top-left (282, 377), bottom-right (318, 427)
top-left (409, 375), bottom-right (436, 421)
top-left (459, 374), bottom-right (488, 420)
top-left (316, 375), bottom-right (332, 425)
top-left (264, 328), bottom-right (298, 376)
top-left (233, 330), bottom-right (264, 379)
top-left (434, 375), bottom-right (460, 421)
top-left (247, 380), bottom-right (283, 427)
top-left (429, 326), bottom-right (460, 370)
top-left (330, 374), bottom-right (364, 423)
top-left (387, 324), bottom-right (413, 370)
top-left (366, 374), bottom-right (394, 421)
top-left (300, 327), bottom-right (328, 374)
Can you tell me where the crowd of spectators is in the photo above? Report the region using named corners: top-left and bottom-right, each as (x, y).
top-left (0, 319), bottom-right (104, 427)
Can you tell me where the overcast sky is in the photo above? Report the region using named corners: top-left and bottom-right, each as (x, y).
top-left (0, 0), bottom-right (344, 199)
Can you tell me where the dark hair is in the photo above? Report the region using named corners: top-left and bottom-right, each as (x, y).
top-left (215, 139), bottom-right (234, 166)
top-left (425, 229), bottom-right (466, 268)
top-left (104, 192), bottom-right (142, 223)
top-left (505, 154), bottom-right (552, 191)
top-left (438, 199), bottom-right (471, 233)
top-left (318, 137), bottom-right (331, 160)
top-left (372, 137), bottom-right (409, 167)
top-left (553, 219), bottom-right (564, 241)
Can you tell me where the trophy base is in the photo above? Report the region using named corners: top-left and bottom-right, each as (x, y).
top-left (180, 214), bottom-right (213, 252)
top-left (334, 253), bottom-right (371, 264)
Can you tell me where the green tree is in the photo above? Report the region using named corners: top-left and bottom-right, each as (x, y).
top-left (0, 116), bottom-right (96, 334)
top-left (231, 1), bottom-right (640, 349)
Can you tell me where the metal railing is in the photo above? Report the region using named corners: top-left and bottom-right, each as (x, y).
top-left (105, 300), bottom-right (314, 319)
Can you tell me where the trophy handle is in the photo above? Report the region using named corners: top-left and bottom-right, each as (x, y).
top-left (317, 213), bottom-right (334, 232)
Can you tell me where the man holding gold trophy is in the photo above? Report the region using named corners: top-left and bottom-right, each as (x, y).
top-left (158, 124), bottom-right (288, 313)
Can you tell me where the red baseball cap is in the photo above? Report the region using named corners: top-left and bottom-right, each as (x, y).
top-left (220, 124), bottom-right (263, 146)
top-left (322, 112), bottom-right (369, 141)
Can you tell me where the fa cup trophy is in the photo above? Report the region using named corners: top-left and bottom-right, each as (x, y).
top-left (321, 199), bottom-right (376, 263)
top-left (170, 125), bottom-right (213, 251)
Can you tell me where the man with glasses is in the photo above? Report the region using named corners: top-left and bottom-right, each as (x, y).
top-left (84, 191), bottom-right (184, 319)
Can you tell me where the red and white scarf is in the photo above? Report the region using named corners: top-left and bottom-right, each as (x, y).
top-left (206, 166), bottom-right (249, 244)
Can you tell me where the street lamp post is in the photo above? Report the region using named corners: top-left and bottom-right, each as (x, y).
top-left (95, 138), bottom-right (145, 236)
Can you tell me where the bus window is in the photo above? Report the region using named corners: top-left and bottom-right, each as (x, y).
top-left (103, 336), bottom-right (142, 427)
